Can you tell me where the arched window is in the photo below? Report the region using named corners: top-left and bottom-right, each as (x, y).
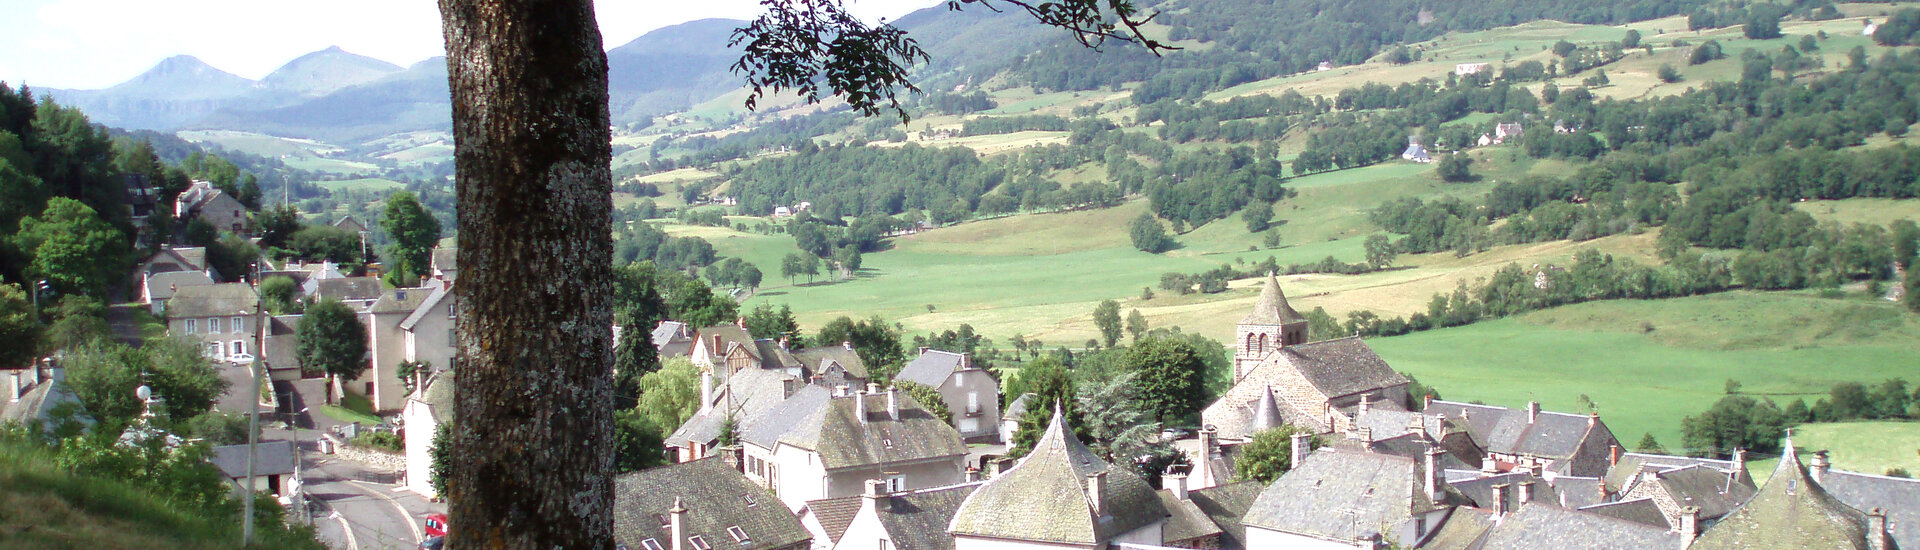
top-left (1258, 333), bottom-right (1269, 354)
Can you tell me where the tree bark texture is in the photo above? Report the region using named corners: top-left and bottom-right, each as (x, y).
top-left (439, 0), bottom-right (614, 547)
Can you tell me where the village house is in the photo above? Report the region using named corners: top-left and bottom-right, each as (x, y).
top-left (259, 315), bottom-right (305, 381)
top-left (210, 440), bottom-right (298, 498)
top-left (669, 368), bottom-right (804, 462)
top-left (739, 384), bottom-right (970, 510)
top-left (614, 458), bottom-right (813, 550)
top-left (1242, 445), bottom-right (1457, 548)
top-left (429, 247), bottom-right (457, 283)
top-left (653, 321), bottom-right (696, 357)
top-left (1158, 470), bottom-right (1226, 549)
top-left (1454, 62), bottom-right (1491, 76)
top-left (1692, 442), bottom-right (1898, 550)
top-left (948, 405), bottom-right (1170, 549)
top-left (892, 349), bottom-right (1001, 442)
top-left (140, 270), bottom-right (215, 315)
top-left (403, 370), bottom-right (453, 499)
top-left (1493, 122), bottom-right (1523, 144)
top-left (134, 245), bottom-right (217, 281)
top-left (1464, 501), bottom-right (1683, 550)
top-left (1202, 274), bottom-right (1409, 440)
top-left (825, 480), bottom-right (983, 550)
top-left (1610, 451), bottom-right (1757, 530)
top-left (793, 344), bottom-right (866, 391)
top-left (1810, 450), bottom-right (1920, 550)
top-left (166, 283), bottom-right (259, 362)
top-left (1402, 136), bottom-right (1432, 163)
top-left (0, 363), bottom-right (89, 434)
top-left (333, 215), bottom-right (368, 235)
top-left (175, 180), bottom-right (251, 236)
top-left (311, 276), bottom-right (383, 310)
top-left (355, 285), bottom-right (454, 412)
top-left (1423, 399), bottom-right (1621, 478)
top-left (998, 393), bottom-right (1033, 446)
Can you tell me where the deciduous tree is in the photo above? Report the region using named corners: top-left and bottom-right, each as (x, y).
top-left (1122, 337), bottom-right (1206, 423)
top-left (297, 298), bottom-right (368, 393)
top-left (1092, 299), bottom-right (1123, 348)
top-left (379, 190), bottom-right (441, 285)
top-left (1237, 425), bottom-right (1311, 483)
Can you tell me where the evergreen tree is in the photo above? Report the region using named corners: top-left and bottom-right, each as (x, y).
top-left (1636, 433), bottom-right (1668, 454)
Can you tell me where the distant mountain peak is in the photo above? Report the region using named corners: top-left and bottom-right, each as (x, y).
top-left (108, 55), bottom-right (253, 99)
top-left (260, 46), bottom-right (405, 98)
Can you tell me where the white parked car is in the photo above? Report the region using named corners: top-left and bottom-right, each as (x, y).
top-left (226, 353), bottom-right (256, 365)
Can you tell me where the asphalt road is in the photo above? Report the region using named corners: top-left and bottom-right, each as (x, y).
top-left (277, 381), bottom-right (443, 550)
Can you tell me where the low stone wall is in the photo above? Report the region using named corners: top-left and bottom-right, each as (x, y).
top-left (326, 434), bottom-right (406, 472)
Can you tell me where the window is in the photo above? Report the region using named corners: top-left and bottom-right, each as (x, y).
top-left (656, 513), bottom-right (671, 529)
top-left (886, 474), bottom-right (905, 492)
top-left (209, 317), bottom-right (222, 333)
top-left (967, 392), bottom-right (980, 415)
top-left (640, 540), bottom-right (663, 550)
top-left (207, 342), bottom-right (221, 358)
top-left (448, 328), bottom-right (456, 343)
top-left (185, 319), bottom-right (197, 334)
top-left (879, 540), bottom-right (892, 550)
top-left (232, 341), bottom-right (246, 356)
top-left (689, 535), bottom-right (712, 550)
top-left (231, 316), bottom-right (244, 333)
top-left (743, 494), bottom-right (757, 507)
top-left (727, 526), bottom-right (750, 544)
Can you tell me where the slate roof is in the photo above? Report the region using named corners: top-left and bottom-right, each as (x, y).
top-left (614, 458), bottom-right (810, 550)
top-left (894, 349), bottom-right (971, 388)
top-left (415, 370), bottom-right (455, 424)
top-left (1244, 446), bottom-right (1444, 543)
top-left (741, 384), bottom-right (831, 449)
top-left (1692, 445), bottom-right (1880, 550)
top-left (791, 346), bottom-right (866, 379)
top-left (1448, 471), bottom-right (1556, 510)
top-left (950, 406), bottom-right (1168, 544)
top-left (652, 321), bottom-right (691, 348)
top-left (668, 368), bottom-right (798, 449)
top-left (370, 287), bottom-right (434, 315)
top-left (399, 285), bottom-right (451, 330)
top-left (210, 440), bottom-right (298, 478)
top-left (314, 277), bottom-right (384, 303)
top-left (1159, 491), bottom-right (1225, 544)
top-left (145, 270), bottom-right (215, 302)
top-left (1578, 498), bottom-right (1670, 530)
top-left (751, 340), bottom-right (801, 371)
top-left (1240, 273), bottom-right (1306, 325)
top-left (429, 247), bottom-right (456, 276)
top-left (1188, 481), bottom-right (1263, 550)
top-left (1204, 337), bottom-right (1407, 438)
top-left (1477, 502), bottom-right (1680, 550)
top-left (1250, 387), bottom-right (1283, 433)
top-left (1820, 468), bottom-right (1920, 550)
top-left (166, 283), bottom-right (259, 318)
top-left (1002, 393), bottom-right (1034, 423)
top-left (1633, 463), bottom-right (1757, 521)
top-left (332, 215), bottom-right (367, 233)
top-left (141, 247), bottom-right (210, 274)
top-left (1421, 507), bottom-right (1495, 550)
top-left (1604, 452), bottom-right (1746, 493)
top-left (802, 496), bottom-right (862, 545)
top-left (1425, 400), bottom-right (1605, 462)
top-left (1552, 476), bottom-right (1606, 509)
top-left (697, 325), bottom-right (758, 360)
top-left (1358, 433), bottom-right (1477, 473)
top-left (776, 390), bottom-right (968, 471)
top-left (873, 482), bottom-right (983, 550)
top-left (0, 368), bottom-right (90, 431)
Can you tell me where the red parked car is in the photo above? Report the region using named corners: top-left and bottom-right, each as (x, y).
top-left (425, 513), bottom-right (449, 538)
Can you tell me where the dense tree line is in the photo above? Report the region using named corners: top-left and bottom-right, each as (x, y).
top-left (960, 114), bottom-right (1071, 136)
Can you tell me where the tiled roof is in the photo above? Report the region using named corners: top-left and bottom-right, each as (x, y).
top-left (777, 390), bottom-right (968, 470)
top-left (613, 458), bottom-right (810, 550)
top-left (210, 440), bottom-right (298, 478)
top-left (1244, 447), bottom-right (1443, 543)
top-left (873, 482), bottom-right (983, 550)
top-left (1239, 274), bottom-right (1306, 325)
top-left (1158, 491), bottom-right (1224, 544)
top-left (1421, 507), bottom-right (1494, 550)
top-left (1692, 445), bottom-right (1879, 550)
top-left (1578, 498), bottom-right (1670, 530)
top-left (894, 349), bottom-right (969, 387)
top-left (802, 496), bottom-right (862, 544)
top-left (1425, 400), bottom-right (1604, 462)
top-left (950, 407), bottom-right (1167, 544)
top-left (1820, 468), bottom-right (1920, 550)
top-left (314, 277), bottom-right (384, 303)
top-left (165, 283), bottom-right (258, 318)
top-left (1188, 481), bottom-right (1263, 550)
top-left (1002, 393), bottom-right (1034, 422)
top-left (1477, 502), bottom-right (1680, 550)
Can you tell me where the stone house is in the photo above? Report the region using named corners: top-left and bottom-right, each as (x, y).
top-left (614, 458), bottom-right (812, 550)
top-left (667, 368), bottom-right (800, 463)
top-left (428, 247), bottom-right (457, 283)
top-left (1159, 471), bottom-right (1225, 549)
top-left (1461, 501), bottom-right (1682, 550)
top-left (140, 270), bottom-right (214, 315)
top-left (828, 480), bottom-right (983, 550)
top-left (1423, 400), bottom-right (1621, 478)
top-left (1242, 446), bottom-right (1456, 549)
top-left (653, 321), bottom-right (696, 358)
top-left (175, 180), bottom-right (251, 236)
top-left (1692, 443), bottom-right (1898, 550)
top-left (948, 405), bottom-right (1169, 550)
top-left (794, 344), bottom-right (866, 391)
top-left (1617, 457), bottom-right (1757, 530)
top-left (166, 283), bottom-right (259, 362)
top-left (355, 286), bottom-right (452, 412)
top-left (892, 349), bottom-right (1001, 442)
top-left (403, 370), bottom-right (453, 499)
top-left (740, 385), bottom-right (969, 511)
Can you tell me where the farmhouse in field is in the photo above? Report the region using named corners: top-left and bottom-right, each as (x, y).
top-left (1455, 62), bottom-right (1490, 75)
top-left (1402, 136), bottom-right (1432, 163)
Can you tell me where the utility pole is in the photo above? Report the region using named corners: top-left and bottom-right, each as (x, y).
top-left (242, 261), bottom-right (262, 546)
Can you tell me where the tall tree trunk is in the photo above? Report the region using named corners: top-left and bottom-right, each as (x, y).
top-left (438, 0), bottom-right (615, 547)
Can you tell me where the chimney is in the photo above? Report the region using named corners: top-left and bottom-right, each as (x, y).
top-left (7, 372), bottom-right (21, 402)
top-left (735, 317), bottom-right (746, 329)
top-left (1519, 480), bottom-right (1537, 504)
top-left (1087, 471), bottom-right (1108, 518)
top-left (699, 371), bottom-right (714, 413)
top-left (1869, 508), bottom-right (1892, 550)
top-left (1526, 401), bottom-right (1540, 424)
top-left (1359, 393), bottom-right (1372, 417)
top-left (1811, 451), bottom-right (1831, 483)
top-left (1491, 483), bottom-right (1511, 516)
top-left (1166, 467), bottom-right (1191, 500)
top-left (1290, 431), bottom-right (1311, 468)
top-left (669, 497), bottom-right (688, 550)
top-left (1678, 506), bottom-right (1700, 549)
top-left (988, 458), bottom-right (1007, 478)
top-left (856, 390), bottom-right (868, 424)
top-left (886, 387), bottom-right (900, 421)
top-left (960, 353), bottom-right (971, 370)
top-left (1731, 448), bottom-right (1748, 484)
top-left (778, 336), bottom-right (789, 351)
top-left (1425, 447), bottom-right (1444, 503)
top-left (721, 446), bottom-right (743, 473)
top-left (965, 466), bottom-right (980, 483)
top-left (863, 479), bottom-right (889, 512)
top-left (783, 378), bottom-right (802, 399)
top-left (1588, 412), bottom-right (1598, 428)
top-left (1424, 393), bottom-right (1434, 409)
top-left (1609, 443), bottom-right (1621, 467)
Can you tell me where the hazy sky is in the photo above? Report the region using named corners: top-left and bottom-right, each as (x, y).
top-left (1, 0), bottom-right (944, 90)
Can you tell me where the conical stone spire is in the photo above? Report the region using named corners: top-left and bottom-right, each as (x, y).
top-left (1251, 386), bottom-right (1284, 432)
top-left (1240, 272), bottom-right (1306, 325)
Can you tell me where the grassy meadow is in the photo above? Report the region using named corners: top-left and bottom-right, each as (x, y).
top-left (1368, 291), bottom-right (1920, 474)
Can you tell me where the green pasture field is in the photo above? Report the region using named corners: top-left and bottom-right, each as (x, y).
top-left (1793, 198), bottom-right (1920, 227)
top-left (313, 177), bottom-right (405, 193)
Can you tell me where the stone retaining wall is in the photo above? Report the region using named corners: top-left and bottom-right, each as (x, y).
top-left (326, 434), bottom-right (406, 472)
